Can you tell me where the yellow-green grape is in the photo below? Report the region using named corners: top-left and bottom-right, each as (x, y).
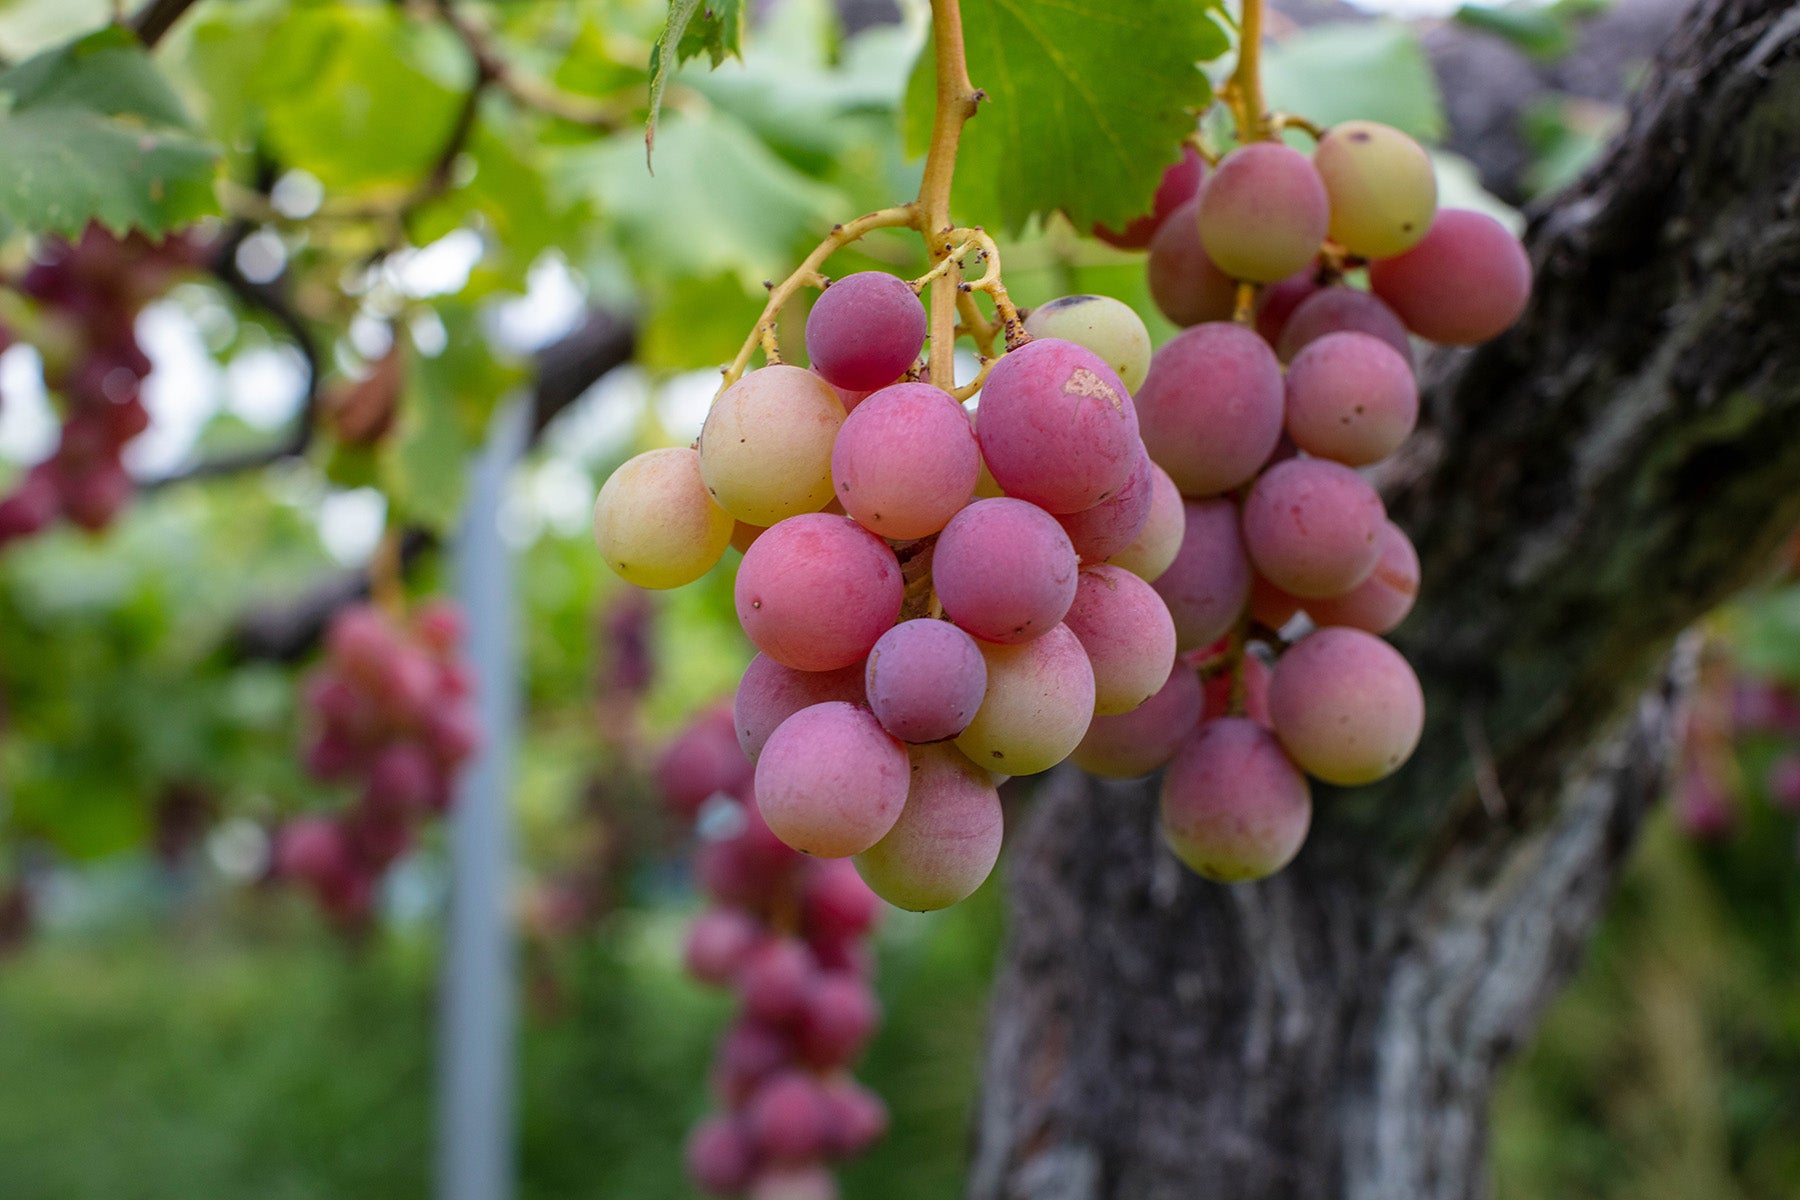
top-left (1022, 295), bottom-right (1153, 392)
top-left (1313, 121), bottom-right (1438, 260)
top-left (699, 365), bottom-right (845, 526)
top-left (593, 446), bottom-right (734, 588)
top-left (953, 624), bottom-right (1095, 775)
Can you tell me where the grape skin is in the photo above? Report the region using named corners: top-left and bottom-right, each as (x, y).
top-left (1369, 208), bottom-right (1532, 345)
top-left (1062, 564), bottom-right (1178, 715)
top-left (1267, 626), bottom-right (1425, 785)
top-left (735, 514), bottom-right (903, 671)
top-left (1255, 268), bottom-right (1322, 346)
top-left (973, 338), bottom-right (1140, 515)
top-left (593, 446), bottom-right (734, 589)
top-left (805, 272), bottom-right (927, 390)
top-left (1070, 662), bottom-right (1204, 778)
top-left (831, 382), bottom-right (979, 539)
top-left (1107, 461), bottom-right (1186, 582)
top-left (1283, 331), bottom-right (1419, 467)
top-left (855, 743), bottom-right (1004, 911)
top-left (1304, 520), bottom-right (1420, 634)
top-left (734, 655), bottom-right (868, 762)
top-left (1275, 287), bottom-right (1413, 368)
top-left (1241, 459), bottom-right (1386, 599)
top-left (1197, 143), bottom-right (1331, 283)
top-left (701, 365), bottom-right (846, 526)
top-left (1023, 294), bottom-right (1153, 392)
top-left (1151, 498), bottom-right (1251, 652)
top-left (933, 497), bottom-right (1080, 645)
top-left (1145, 196), bottom-right (1240, 328)
top-left (755, 702), bottom-right (909, 858)
top-left (1134, 322), bottom-right (1284, 497)
top-left (864, 619), bottom-right (988, 743)
top-left (1057, 448), bottom-right (1155, 564)
top-left (1313, 121), bottom-right (1438, 259)
top-left (953, 624), bottom-right (1096, 775)
top-left (1160, 717), bottom-right (1311, 883)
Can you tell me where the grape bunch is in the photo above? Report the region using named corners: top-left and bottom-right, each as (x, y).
top-left (274, 600), bottom-right (480, 925)
top-left (658, 706), bottom-right (889, 1200)
top-left (0, 225), bottom-right (203, 545)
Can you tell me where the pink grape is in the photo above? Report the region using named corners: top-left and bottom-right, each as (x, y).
top-left (748, 1070), bottom-right (834, 1160)
top-left (1197, 142), bottom-right (1330, 282)
top-left (684, 908), bottom-right (766, 986)
top-left (864, 619), bottom-right (988, 742)
top-left (954, 624), bottom-right (1096, 775)
top-left (711, 1020), bottom-right (793, 1105)
top-left (700, 365), bottom-right (846, 526)
top-left (814, 367), bottom-right (879, 414)
top-left (1254, 268), bottom-right (1322, 345)
top-left (750, 1165), bottom-right (839, 1200)
top-left (933, 497), bottom-right (1079, 644)
top-left (734, 655), bottom-right (867, 762)
top-left (1134, 323), bottom-right (1284, 497)
top-left (740, 937), bottom-right (818, 1025)
top-left (1062, 565), bottom-right (1178, 715)
top-left (1283, 331), bottom-right (1419, 466)
top-left (1057, 448), bottom-right (1155, 563)
top-left (1107, 462), bottom-right (1186, 582)
top-left (686, 1115), bottom-right (759, 1196)
top-left (805, 272), bottom-right (927, 390)
top-left (1070, 663), bottom-right (1204, 778)
top-left (831, 382), bottom-right (979, 539)
top-left (855, 743), bottom-right (1004, 910)
top-left (1305, 520), bottom-right (1420, 633)
top-left (1241, 458), bottom-right (1386, 599)
top-left (1267, 626), bottom-right (1425, 785)
top-left (656, 704), bottom-right (752, 817)
top-left (1152, 498), bottom-right (1251, 652)
top-left (755, 703), bottom-right (909, 858)
top-left (1093, 145), bottom-right (1205, 249)
top-left (364, 742), bottom-right (438, 814)
top-left (821, 1079), bottom-right (889, 1157)
top-left (1160, 717), bottom-right (1311, 882)
top-left (973, 338), bottom-right (1139, 514)
top-left (1370, 208), bottom-right (1532, 344)
top-left (1145, 196), bottom-right (1240, 327)
top-left (799, 857), bottom-right (881, 944)
top-left (796, 972), bottom-right (880, 1067)
top-left (735, 514), bottom-right (903, 671)
top-left (1275, 287), bottom-right (1413, 367)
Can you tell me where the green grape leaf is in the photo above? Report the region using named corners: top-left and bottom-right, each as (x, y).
top-left (0, 26), bottom-right (219, 236)
top-left (1262, 22), bottom-right (1445, 141)
top-left (904, 0), bottom-right (1225, 235)
top-left (646, 0), bottom-right (746, 167)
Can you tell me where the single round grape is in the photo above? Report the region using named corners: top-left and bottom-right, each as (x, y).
top-left (710, 1018), bottom-right (792, 1105)
top-left (1145, 196), bottom-right (1240, 328)
top-left (1070, 662), bottom-right (1204, 778)
top-left (1200, 652), bottom-right (1272, 727)
top-left (800, 857), bottom-right (881, 944)
top-left (1152, 498), bottom-right (1251, 652)
top-left (854, 743), bottom-right (1004, 911)
top-left (755, 702), bottom-right (909, 857)
top-left (796, 971), bottom-right (880, 1067)
top-left (865, 619), bottom-right (988, 743)
top-left (1134, 323), bottom-right (1284, 497)
top-left (735, 514), bottom-right (902, 671)
top-left (1092, 145), bottom-right (1206, 249)
top-left (1268, 626), bottom-right (1425, 785)
top-left (748, 1069), bottom-right (834, 1161)
top-left (1275, 287), bottom-right (1413, 367)
top-left (974, 338), bottom-right (1139, 514)
top-left (1198, 142), bottom-right (1330, 282)
top-left (686, 1115), bottom-right (758, 1196)
top-left (734, 654), bottom-right (867, 762)
top-left (592, 446), bottom-right (734, 589)
top-left (1057, 448), bottom-right (1154, 563)
top-left (1024, 295), bottom-right (1153, 392)
top-left (683, 908), bottom-right (765, 987)
top-left (1283, 331), bottom-right (1419, 466)
top-left (1305, 520), bottom-right (1420, 634)
top-left (1062, 565), bottom-right (1178, 715)
top-left (1248, 573), bottom-right (1302, 632)
top-left (821, 1077), bottom-right (889, 1158)
top-left (1241, 459), bottom-right (1385, 599)
top-left (700, 365), bottom-right (845, 526)
top-left (1314, 121), bottom-right (1438, 259)
top-left (1107, 462), bottom-right (1186, 582)
top-left (656, 704), bottom-right (753, 817)
top-left (805, 271), bottom-right (927, 390)
top-left (739, 937), bottom-right (817, 1025)
top-left (832, 382), bottom-right (978, 539)
top-left (1369, 208), bottom-right (1532, 345)
top-left (933, 497), bottom-right (1079, 644)
top-left (953, 623), bottom-right (1096, 775)
top-left (1254, 268), bottom-right (1322, 345)
top-left (1160, 717), bottom-right (1311, 882)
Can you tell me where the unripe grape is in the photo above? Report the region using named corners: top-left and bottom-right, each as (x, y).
top-left (1304, 520), bottom-right (1420, 634)
top-left (734, 655), bottom-right (867, 762)
top-left (1160, 717), bottom-right (1311, 882)
top-left (1283, 331), bottom-right (1419, 466)
top-left (864, 619), bottom-right (988, 742)
top-left (1057, 449), bottom-right (1156, 563)
top-left (1107, 462), bottom-right (1186, 582)
top-left (1062, 565), bottom-right (1177, 715)
top-left (735, 514), bottom-right (903, 671)
top-left (1134, 323), bottom-right (1284, 497)
top-left (855, 743), bottom-right (1004, 911)
top-left (1152, 498), bottom-right (1251, 651)
top-left (954, 624), bottom-right (1096, 774)
top-left (1241, 459), bottom-right (1385, 599)
top-left (974, 338), bottom-right (1139, 514)
top-left (1275, 287), bottom-right (1413, 367)
top-left (1268, 626), bottom-right (1425, 785)
top-left (700, 365), bottom-right (845, 526)
top-left (831, 382), bottom-right (978, 539)
top-left (805, 271), bottom-right (927, 390)
top-left (1093, 145), bottom-right (1205, 249)
top-left (933, 497), bottom-right (1079, 645)
top-left (1023, 294), bottom-right (1152, 391)
top-left (1198, 143), bottom-right (1330, 282)
top-left (755, 703), bottom-right (909, 857)
top-left (1070, 663), bottom-right (1204, 778)
top-left (1145, 196), bottom-right (1240, 328)
top-left (1369, 208), bottom-right (1532, 345)
top-left (1313, 121), bottom-right (1437, 259)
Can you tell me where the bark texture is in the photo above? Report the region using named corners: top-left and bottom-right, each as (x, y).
top-left (971, 2), bottom-right (1800, 1198)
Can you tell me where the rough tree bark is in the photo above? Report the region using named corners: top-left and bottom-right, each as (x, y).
top-left (970, 2), bottom-right (1800, 1198)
